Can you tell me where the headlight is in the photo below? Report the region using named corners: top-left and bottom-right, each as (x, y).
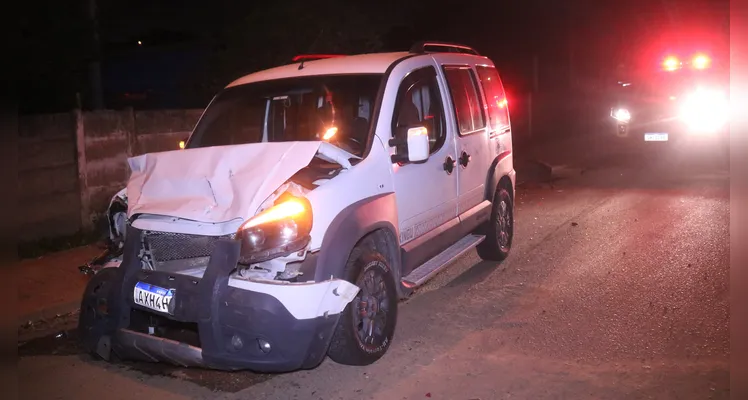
top-left (236, 195), bottom-right (313, 264)
top-left (611, 108), bottom-right (631, 123)
top-left (679, 88), bottom-right (729, 133)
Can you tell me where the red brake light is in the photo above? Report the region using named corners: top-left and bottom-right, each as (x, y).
top-left (292, 54), bottom-right (345, 62)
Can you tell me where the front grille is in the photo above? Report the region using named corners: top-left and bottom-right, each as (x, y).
top-left (144, 231), bottom-right (234, 262)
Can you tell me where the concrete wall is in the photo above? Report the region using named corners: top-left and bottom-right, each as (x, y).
top-left (80, 110), bottom-right (135, 226)
top-left (18, 113), bottom-right (81, 241)
top-left (134, 109), bottom-right (203, 154)
top-left (18, 91), bottom-right (607, 243)
top-left (18, 109), bottom-right (202, 242)
top-left (80, 109), bottom-right (201, 225)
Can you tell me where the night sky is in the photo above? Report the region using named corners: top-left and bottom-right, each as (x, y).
top-left (19, 0), bottom-right (729, 113)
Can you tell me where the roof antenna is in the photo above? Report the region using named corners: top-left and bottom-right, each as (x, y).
top-left (298, 60), bottom-right (305, 70)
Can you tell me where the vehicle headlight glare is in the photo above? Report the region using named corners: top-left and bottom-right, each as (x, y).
top-left (612, 108), bottom-right (631, 123)
top-left (244, 227), bottom-right (266, 248)
top-left (236, 196), bottom-right (312, 263)
top-left (679, 88), bottom-right (729, 133)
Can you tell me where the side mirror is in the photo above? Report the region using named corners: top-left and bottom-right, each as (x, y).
top-left (406, 127), bottom-right (429, 162)
top-left (389, 125), bottom-right (430, 164)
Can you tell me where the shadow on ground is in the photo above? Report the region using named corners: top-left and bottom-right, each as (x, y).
top-left (18, 254), bottom-right (516, 394)
top-left (18, 327), bottom-right (274, 393)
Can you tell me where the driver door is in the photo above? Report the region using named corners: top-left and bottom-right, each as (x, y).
top-left (390, 63), bottom-right (459, 272)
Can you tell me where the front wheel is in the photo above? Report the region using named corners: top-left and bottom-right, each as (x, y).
top-left (476, 186), bottom-right (514, 261)
top-left (78, 267), bottom-right (119, 360)
top-left (327, 246), bottom-right (398, 366)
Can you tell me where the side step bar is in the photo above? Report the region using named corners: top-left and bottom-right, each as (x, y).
top-left (401, 234), bottom-right (485, 288)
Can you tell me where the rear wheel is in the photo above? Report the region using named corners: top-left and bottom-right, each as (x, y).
top-left (327, 246), bottom-right (398, 366)
top-left (476, 186), bottom-right (514, 261)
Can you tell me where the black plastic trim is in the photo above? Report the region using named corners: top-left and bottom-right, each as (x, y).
top-left (80, 226), bottom-right (342, 372)
top-left (313, 193), bottom-right (399, 283)
top-left (410, 41), bottom-right (480, 56)
top-left (485, 151), bottom-right (512, 202)
top-left (400, 201), bottom-right (491, 276)
top-left (457, 201), bottom-right (492, 237)
top-left (400, 216), bottom-right (461, 276)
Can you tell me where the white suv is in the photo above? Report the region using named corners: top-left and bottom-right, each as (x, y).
top-left (79, 42), bottom-right (516, 372)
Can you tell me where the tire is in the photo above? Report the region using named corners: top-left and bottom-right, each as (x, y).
top-left (78, 267), bottom-right (119, 359)
top-left (476, 186), bottom-right (514, 261)
top-left (327, 246), bottom-right (398, 366)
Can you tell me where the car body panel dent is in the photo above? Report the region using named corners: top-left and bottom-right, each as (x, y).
top-left (127, 141), bottom-right (324, 224)
top-left (227, 277), bottom-right (359, 320)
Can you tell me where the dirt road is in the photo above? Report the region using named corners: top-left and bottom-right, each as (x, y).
top-left (19, 134), bottom-right (730, 399)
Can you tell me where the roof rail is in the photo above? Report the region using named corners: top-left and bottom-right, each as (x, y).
top-left (291, 54), bottom-right (346, 62)
top-left (409, 41), bottom-right (480, 56)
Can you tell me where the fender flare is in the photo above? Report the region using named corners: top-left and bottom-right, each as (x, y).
top-left (311, 193), bottom-right (400, 283)
top-left (485, 151), bottom-right (512, 202)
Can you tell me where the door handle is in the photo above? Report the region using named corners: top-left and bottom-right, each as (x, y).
top-left (459, 151), bottom-right (471, 167)
top-left (443, 156), bottom-right (456, 174)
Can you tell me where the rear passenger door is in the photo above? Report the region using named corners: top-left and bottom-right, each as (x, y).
top-left (440, 65), bottom-right (492, 215)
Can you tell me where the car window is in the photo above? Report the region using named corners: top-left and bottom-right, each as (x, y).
top-left (476, 66), bottom-right (510, 134)
top-left (187, 74), bottom-right (382, 157)
top-left (442, 66), bottom-right (486, 134)
top-left (392, 66), bottom-right (447, 154)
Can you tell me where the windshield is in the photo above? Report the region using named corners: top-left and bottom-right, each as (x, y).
top-left (187, 74), bottom-right (383, 157)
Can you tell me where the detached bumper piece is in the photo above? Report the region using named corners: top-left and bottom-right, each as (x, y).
top-left (79, 226), bottom-right (342, 372)
top-left (116, 329), bottom-right (204, 367)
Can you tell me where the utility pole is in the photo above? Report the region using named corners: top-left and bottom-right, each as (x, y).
top-left (88, 0), bottom-right (104, 110)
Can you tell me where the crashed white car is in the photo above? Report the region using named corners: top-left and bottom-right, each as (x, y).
top-left (79, 42), bottom-right (516, 372)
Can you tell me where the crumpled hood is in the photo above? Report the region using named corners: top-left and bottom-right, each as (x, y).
top-left (126, 141), bottom-right (325, 224)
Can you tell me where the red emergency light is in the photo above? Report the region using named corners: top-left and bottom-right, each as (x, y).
top-left (691, 54), bottom-right (711, 69)
top-left (663, 56), bottom-right (680, 71)
top-left (662, 53), bottom-right (712, 71)
top-left (292, 54), bottom-right (345, 62)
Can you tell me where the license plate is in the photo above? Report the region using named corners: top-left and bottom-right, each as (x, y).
top-left (133, 282), bottom-right (175, 314)
top-left (644, 133), bottom-right (669, 141)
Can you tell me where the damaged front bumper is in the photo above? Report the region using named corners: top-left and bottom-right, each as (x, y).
top-left (78, 244), bottom-right (123, 275)
top-left (78, 226), bottom-right (359, 372)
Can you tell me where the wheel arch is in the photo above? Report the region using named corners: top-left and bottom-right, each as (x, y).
top-left (312, 193), bottom-right (402, 286)
top-left (499, 174), bottom-right (514, 200)
top-left (485, 151), bottom-right (514, 202)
